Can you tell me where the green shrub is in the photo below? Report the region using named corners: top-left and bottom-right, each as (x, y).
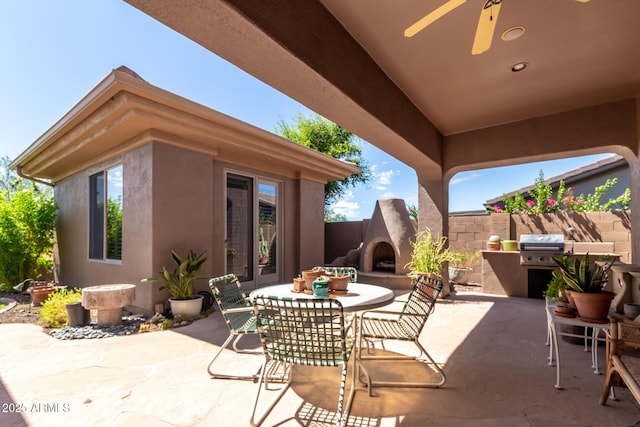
top-left (491, 170), bottom-right (630, 214)
top-left (0, 156), bottom-right (57, 288)
top-left (39, 288), bottom-right (82, 328)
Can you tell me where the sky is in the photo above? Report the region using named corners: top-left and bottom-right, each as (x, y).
top-left (0, 1), bottom-right (613, 219)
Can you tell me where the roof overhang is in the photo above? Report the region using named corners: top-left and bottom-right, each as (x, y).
top-left (11, 67), bottom-right (360, 184)
top-left (122, 0), bottom-right (640, 179)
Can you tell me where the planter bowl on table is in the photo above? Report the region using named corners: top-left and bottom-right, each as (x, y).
top-left (624, 303), bottom-right (640, 319)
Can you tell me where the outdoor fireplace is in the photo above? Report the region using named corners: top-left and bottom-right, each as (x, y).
top-left (371, 241), bottom-right (395, 272)
top-left (360, 199), bottom-right (413, 275)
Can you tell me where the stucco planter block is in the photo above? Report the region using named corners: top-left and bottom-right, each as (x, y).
top-left (82, 284), bottom-right (136, 326)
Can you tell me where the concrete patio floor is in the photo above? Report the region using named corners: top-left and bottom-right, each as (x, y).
top-left (1, 291), bottom-right (639, 427)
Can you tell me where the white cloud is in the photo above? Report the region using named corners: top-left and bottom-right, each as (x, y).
top-left (330, 190), bottom-right (360, 219)
top-left (371, 167), bottom-right (395, 191)
top-left (450, 172), bottom-right (482, 185)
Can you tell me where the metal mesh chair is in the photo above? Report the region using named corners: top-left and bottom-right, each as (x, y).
top-left (356, 274), bottom-right (446, 396)
top-left (313, 266), bottom-right (358, 282)
top-left (250, 296), bottom-right (356, 427)
top-left (207, 274), bottom-right (261, 381)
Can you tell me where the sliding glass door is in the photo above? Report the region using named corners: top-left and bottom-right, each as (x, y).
top-left (225, 172), bottom-right (280, 287)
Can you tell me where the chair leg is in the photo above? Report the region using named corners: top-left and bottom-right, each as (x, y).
top-left (232, 334), bottom-right (263, 354)
top-left (600, 367), bottom-right (618, 405)
top-left (249, 359), bottom-right (293, 427)
top-left (207, 333), bottom-right (261, 381)
top-left (357, 338), bottom-right (446, 396)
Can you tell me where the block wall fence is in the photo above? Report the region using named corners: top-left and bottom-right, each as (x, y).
top-left (325, 211), bottom-right (632, 286)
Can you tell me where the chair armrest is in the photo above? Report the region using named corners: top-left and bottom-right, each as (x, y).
top-left (608, 316), bottom-right (640, 352)
top-left (358, 309), bottom-right (427, 323)
top-left (359, 309), bottom-right (401, 318)
top-left (221, 306), bottom-right (255, 315)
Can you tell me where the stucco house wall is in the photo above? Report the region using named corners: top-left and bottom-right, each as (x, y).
top-left (13, 67), bottom-right (360, 315)
top-left (55, 144), bottom-right (160, 311)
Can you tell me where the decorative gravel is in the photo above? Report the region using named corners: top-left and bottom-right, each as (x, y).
top-left (49, 316), bottom-right (146, 340)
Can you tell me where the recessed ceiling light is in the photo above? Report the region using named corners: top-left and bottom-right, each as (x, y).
top-left (502, 26), bottom-right (525, 42)
top-left (511, 62), bottom-right (528, 72)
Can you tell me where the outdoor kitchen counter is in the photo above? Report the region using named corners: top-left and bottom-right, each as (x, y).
top-left (481, 250), bottom-right (620, 298)
top-left (481, 251), bottom-right (529, 297)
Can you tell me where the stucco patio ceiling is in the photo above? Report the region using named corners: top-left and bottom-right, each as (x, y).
top-left (124, 0), bottom-right (640, 175)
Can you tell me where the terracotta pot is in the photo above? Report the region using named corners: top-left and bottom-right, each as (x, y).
top-left (28, 285), bottom-right (57, 306)
top-left (293, 277), bottom-right (306, 292)
top-left (301, 270), bottom-right (321, 291)
top-left (555, 304), bottom-right (576, 317)
top-left (329, 275), bottom-right (350, 292)
top-left (486, 241), bottom-right (501, 251)
top-left (571, 291), bottom-right (615, 323)
top-left (565, 289), bottom-right (576, 308)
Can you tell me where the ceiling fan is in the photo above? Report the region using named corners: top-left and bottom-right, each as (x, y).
top-left (405, 0), bottom-right (590, 55)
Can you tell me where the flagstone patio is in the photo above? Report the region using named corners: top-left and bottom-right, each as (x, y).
top-left (1, 291), bottom-right (638, 426)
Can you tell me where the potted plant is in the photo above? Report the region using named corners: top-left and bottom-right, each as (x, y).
top-left (543, 270), bottom-right (568, 302)
top-left (301, 267), bottom-right (323, 293)
top-left (552, 253), bottom-right (615, 323)
top-left (543, 271), bottom-right (575, 317)
top-left (405, 229), bottom-right (457, 279)
top-left (486, 235), bottom-right (501, 251)
top-left (258, 228), bottom-right (270, 265)
top-left (149, 249), bottom-right (207, 319)
top-left (327, 268), bottom-right (350, 293)
top-left (448, 249), bottom-right (479, 284)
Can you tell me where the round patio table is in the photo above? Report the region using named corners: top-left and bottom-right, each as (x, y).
top-left (249, 282), bottom-right (395, 312)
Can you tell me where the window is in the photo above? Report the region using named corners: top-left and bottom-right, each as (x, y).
top-left (89, 165), bottom-right (123, 261)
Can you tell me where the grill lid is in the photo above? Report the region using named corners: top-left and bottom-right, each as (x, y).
top-left (519, 234), bottom-right (564, 252)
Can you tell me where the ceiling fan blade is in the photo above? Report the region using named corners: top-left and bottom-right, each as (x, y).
top-left (405, 0), bottom-right (468, 38)
top-left (471, 0), bottom-right (502, 55)
top-left (574, 0), bottom-right (589, 2)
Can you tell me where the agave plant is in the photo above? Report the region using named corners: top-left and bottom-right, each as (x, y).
top-left (552, 253), bottom-right (613, 293)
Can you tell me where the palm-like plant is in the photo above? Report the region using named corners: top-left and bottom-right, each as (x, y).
top-left (158, 250), bottom-right (207, 300)
top-left (552, 253), bottom-right (612, 293)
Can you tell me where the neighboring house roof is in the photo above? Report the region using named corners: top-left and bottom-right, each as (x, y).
top-left (484, 154), bottom-right (627, 207)
top-left (11, 66), bottom-right (360, 184)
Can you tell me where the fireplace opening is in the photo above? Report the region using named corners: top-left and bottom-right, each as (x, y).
top-left (372, 242), bottom-right (396, 272)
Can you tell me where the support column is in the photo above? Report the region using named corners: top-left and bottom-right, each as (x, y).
top-left (630, 157), bottom-right (640, 264)
top-left (297, 178), bottom-right (326, 271)
top-left (631, 95), bottom-right (640, 264)
top-left (416, 169), bottom-right (451, 296)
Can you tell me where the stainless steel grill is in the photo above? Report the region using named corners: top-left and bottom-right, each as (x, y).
top-left (519, 234), bottom-right (565, 266)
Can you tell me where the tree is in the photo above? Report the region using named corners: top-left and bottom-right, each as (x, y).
top-left (275, 113), bottom-right (370, 212)
top-left (0, 156), bottom-right (57, 290)
top-left (325, 211), bottom-right (347, 223)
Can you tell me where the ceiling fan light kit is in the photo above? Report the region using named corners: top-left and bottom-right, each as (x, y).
top-left (405, 0), bottom-right (589, 55)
